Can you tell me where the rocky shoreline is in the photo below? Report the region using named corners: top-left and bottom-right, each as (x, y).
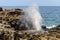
top-left (0, 7), bottom-right (60, 40)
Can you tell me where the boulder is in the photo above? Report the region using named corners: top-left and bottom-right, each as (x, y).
top-left (41, 25), bottom-right (46, 30)
top-left (0, 7), bottom-right (3, 11)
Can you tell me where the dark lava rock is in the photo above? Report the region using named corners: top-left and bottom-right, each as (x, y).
top-left (41, 25), bottom-right (46, 30)
top-left (0, 7), bottom-right (3, 11)
top-left (15, 8), bottom-right (22, 11)
top-left (56, 25), bottom-right (60, 27)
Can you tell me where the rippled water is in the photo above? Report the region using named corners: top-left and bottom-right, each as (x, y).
top-left (40, 6), bottom-right (60, 27)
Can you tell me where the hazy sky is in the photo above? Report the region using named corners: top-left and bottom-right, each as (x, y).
top-left (0, 0), bottom-right (60, 6)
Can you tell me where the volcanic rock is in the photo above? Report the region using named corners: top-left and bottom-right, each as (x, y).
top-left (41, 25), bottom-right (46, 30)
top-left (0, 7), bottom-right (3, 11)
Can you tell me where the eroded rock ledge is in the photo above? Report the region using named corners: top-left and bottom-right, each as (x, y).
top-left (0, 7), bottom-right (60, 40)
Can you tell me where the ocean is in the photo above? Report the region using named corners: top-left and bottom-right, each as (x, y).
top-left (1, 6), bottom-right (60, 27)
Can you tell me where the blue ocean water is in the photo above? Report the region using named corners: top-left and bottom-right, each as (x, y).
top-left (40, 6), bottom-right (60, 27)
top-left (2, 6), bottom-right (60, 27)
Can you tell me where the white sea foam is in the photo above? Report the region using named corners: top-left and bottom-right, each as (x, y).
top-left (47, 25), bottom-right (56, 29)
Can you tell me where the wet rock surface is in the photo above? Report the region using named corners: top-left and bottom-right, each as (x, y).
top-left (0, 7), bottom-right (60, 40)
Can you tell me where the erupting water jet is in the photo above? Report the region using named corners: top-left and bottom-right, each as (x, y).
top-left (23, 4), bottom-right (43, 32)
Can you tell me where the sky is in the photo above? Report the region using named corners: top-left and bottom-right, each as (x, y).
top-left (0, 0), bottom-right (60, 6)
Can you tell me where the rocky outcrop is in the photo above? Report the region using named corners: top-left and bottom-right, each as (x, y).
top-left (0, 7), bottom-right (60, 40)
top-left (0, 7), bottom-right (27, 40)
top-left (0, 8), bottom-right (27, 30)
